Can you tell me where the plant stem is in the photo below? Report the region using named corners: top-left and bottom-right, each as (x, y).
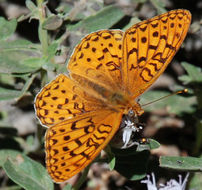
top-left (36, 0), bottom-right (49, 57)
top-left (40, 68), bottom-right (48, 87)
top-left (72, 165), bottom-right (90, 190)
top-left (36, 0), bottom-right (48, 86)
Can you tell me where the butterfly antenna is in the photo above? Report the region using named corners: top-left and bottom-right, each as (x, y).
top-left (141, 89), bottom-right (188, 107)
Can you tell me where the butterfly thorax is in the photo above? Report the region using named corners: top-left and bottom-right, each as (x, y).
top-left (111, 92), bottom-right (144, 116)
top-left (99, 90), bottom-right (144, 117)
top-left (70, 72), bottom-right (144, 117)
top-left (70, 72), bottom-right (139, 110)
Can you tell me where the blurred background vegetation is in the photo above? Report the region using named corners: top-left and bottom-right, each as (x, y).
top-left (0, 0), bottom-right (202, 190)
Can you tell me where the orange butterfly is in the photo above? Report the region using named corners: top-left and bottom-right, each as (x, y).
top-left (35, 9), bottom-right (191, 182)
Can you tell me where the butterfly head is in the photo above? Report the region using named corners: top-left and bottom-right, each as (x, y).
top-left (128, 101), bottom-right (144, 117)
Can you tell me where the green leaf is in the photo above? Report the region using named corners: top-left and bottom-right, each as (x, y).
top-left (20, 57), bottom-right (44, 71)
top-left (0, 73), bottom-right (36, 101)
top-left (43, 15), bottom-right (63, 30)
top-left (63, 184), bottom-right (73, 190)
top-left (0, 57), bottom-right (43, 74)
top-left (137, 139), bottom-right (160, 151)
top-left (0, 150), bottom-right (54, 190)
top-left (160, 156), bottom-right (202, 171)
top-left (104, 145), bottom-right (116, 170)
top-left (178, 75), bottom-right (192, 84)
top-left (17, 74), bottom-right (37, 100)
top-left (123, 17), bottom-right (141, 30)
top-left (109, 155), bottom-right (116, 171)
top-left (47, 42), bottom-right (59, 59)
top-left (112, 147), bottom-right (150, 180)
top-left (0, 150), bottom-right (19, 166)
top-left (0, 185), bottom-right (21, 190)
top-left (140, 90), bottom-right (197, 115)
top-left (193, 119), bottom-right (202, 154)
top-left (0, 17), bottom-right (17, 40)
top-left (60, 2), bottom-right (104, 22)
top-left (0, 73), bottom-right (15, 86)
top-left (135, 0), bottom-right (147, 3)
top-left (149, 0), bottom-right (167, 14)
top-left (25, 0), bottom-right (39, 20)
top-left (68, 5), bottom-right (125, 33)
top-left (0, 39), bottom-right (40, 50)
top-left (189, 172), bottom-right (202, 190)
top-left (25, 0), bottom-right (37, 11)
top-left (148, 139), bottom-right (161, 149)
top-left (0, 39), bottom-right (41, 74)
top-left (181, 62), bottom-right (202, 83)
top-left (0, 87), bottom-right (21, 100)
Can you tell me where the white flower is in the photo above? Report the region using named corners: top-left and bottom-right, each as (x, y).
top-left (141, 173), bottom-right (189, 190)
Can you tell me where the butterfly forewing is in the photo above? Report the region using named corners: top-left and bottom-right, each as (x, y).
top-left (68, 30), bottom-right (124, 93)
top-left (122, 9), bottom-right (191, 98)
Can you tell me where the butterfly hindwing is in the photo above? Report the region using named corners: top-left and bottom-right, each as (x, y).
top-left (35, 74), bottom-right (108, 127)
top-left (45, 110), bottom-right (123, 182)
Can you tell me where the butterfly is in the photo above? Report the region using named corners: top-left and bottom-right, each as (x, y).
top-left (34, 9), bottom-right (191, 182)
